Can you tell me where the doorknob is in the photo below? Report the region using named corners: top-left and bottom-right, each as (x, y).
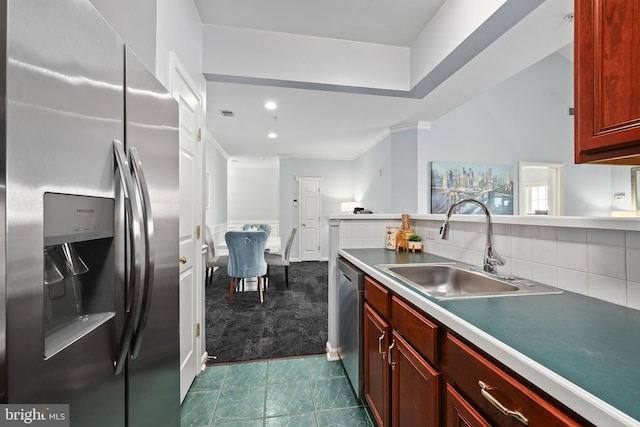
top-left (179, 256), bottom-right (187, 264)
top-left (302, 223), bottom-right (306, 227)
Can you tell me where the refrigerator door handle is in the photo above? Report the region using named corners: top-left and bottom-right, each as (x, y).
top-left (113, 139), bottom-right (145, 375)
top-left (128, 146), bottom-right (155, 359)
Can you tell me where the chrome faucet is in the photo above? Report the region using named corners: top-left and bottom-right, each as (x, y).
top-left (440, 198), bottom-right (505, 275)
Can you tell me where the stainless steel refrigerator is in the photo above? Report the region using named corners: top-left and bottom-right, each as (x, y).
top-left (0, 1), bottom-right (180, 426)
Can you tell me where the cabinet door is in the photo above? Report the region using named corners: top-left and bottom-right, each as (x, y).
top-left (575, 0), bottom-right (640, 163)
top-left (364, 303), bottom-right (390, 427)
top-left (390, 330), bottom-right (440, 427)
top-left (446, 384), bottom-right (491, 427)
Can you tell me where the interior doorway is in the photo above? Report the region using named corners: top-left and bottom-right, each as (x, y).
top-left (298, 177), bottom-right (321, 261)
top-left (519, 162), bottom-right (564, 215)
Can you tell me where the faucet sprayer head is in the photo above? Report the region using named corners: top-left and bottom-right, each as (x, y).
top-left (440, 220), bottom-right (450, 240)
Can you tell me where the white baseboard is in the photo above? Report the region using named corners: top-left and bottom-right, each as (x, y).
top-left (200, 352), bottom-right (209, 373)
top-left (325, 341), bottom-right (340, 361)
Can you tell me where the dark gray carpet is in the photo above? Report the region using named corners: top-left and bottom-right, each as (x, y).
top-left (205, 261), bottom-right (328, 363)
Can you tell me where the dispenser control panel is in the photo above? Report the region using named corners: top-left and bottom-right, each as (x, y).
top-left (44, 193), bottom-right (114, 246)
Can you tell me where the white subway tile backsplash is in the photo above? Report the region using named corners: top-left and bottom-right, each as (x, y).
top-left (588, 274), bottom-right (627, 306)
top-left (628, 282), bottom-right (640, 310)
top-left (494, 234), bottom-right (512, 258)
top-left (532, 238), bottom-right (557, 266)
top-left (626, 248), bottom-right (640, 283)
top-left (532, 263), bottom-right (557, 286)
top-left (510, 258), bottom-right (532, 280)
top-left (557, 268), bottom-right (588, 295)
top-left (588, 228), bottom-right (625, 247)
top-left (557, 241), bottom-right (588, 271)
top-left (627, 231), bottom-right (640, 249)
top-left (557, 227), bottom-right (587, 244)
top-left (531, 226), bottom-right (557, 241)
top-left (511, 224), bottom-right (532, 238)
top-left (336, 219), bottom-right (640, 310)
top-left (493, 223), bottom-right (510, 236)
top-left (511, 236), bottom-right (532, 261)
top-left (462, 249), bottom-right (483, 267)
top-left (588, 244), bottom-right (626, 279)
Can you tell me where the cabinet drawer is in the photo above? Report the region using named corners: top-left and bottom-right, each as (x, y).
top-left (446, 333), bottom-right (586, 427)
top-left (365, 276), bottom-right (390, 318)
top-left (391, 296), bottom-right (439, 366)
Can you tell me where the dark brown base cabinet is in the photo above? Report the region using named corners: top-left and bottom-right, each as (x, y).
top-left (446, 384), bottom-right (491, 427)
top-left (364, 276), bottom-right (441, 427)
top-left (362, 275), bottom-right (592, 427)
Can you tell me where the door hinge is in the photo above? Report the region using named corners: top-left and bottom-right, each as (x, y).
top-left (195, 323), bottom-right (201, 337)
top-left (196, 225), bottom-right (201, 239)
top-left (197, 128), bottom-right (202, 141)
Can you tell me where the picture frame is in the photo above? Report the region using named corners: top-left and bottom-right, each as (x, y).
top-left (430, 161), bottom-right (514, 215)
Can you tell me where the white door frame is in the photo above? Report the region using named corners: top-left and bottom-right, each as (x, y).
top-left (297, 176), bottom-right (322, 261)
top-left (169, 52), bottom-right (204, 402)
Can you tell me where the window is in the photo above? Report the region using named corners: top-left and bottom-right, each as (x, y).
top-left (525, 183), bottom-right (548, 214)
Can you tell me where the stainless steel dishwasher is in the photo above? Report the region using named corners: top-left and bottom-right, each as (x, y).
top-left (337, 257), bottom-right (365, 399)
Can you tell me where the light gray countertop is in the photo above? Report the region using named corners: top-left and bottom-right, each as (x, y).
top-left (340, 248), bottom-right (640, 427)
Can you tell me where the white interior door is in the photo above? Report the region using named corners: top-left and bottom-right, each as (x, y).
top-left (171, 57), bottom-right (201, 402)
top-left (298, 177), bottom-right (321, 261)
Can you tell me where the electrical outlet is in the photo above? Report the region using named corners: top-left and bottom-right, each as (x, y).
top-left (425, 229), bottom-right (436, 240)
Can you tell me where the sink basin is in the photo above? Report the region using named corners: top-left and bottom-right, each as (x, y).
top-left (375, 263), bottom-right (563, 300)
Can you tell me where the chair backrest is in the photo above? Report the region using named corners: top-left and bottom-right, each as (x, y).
top-left (204, 226), bottom-right (215, 259)
top-left (225, 230), bottom-right (268, 278)
top-left (283, 227), bottom-right (298, 260)
top-left (242, 223), bottom-right (272, 236)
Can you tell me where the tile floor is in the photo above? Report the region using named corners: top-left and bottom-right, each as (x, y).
top-left (181, 355), bottom-right (376, 426)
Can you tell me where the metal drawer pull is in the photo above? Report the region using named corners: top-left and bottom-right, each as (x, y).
top-left (478, 381), bottom-right (529, 425)
top-left (388, 340), bottom-right (396, 370)
top-left (378, 331), bottom-right (386, 358)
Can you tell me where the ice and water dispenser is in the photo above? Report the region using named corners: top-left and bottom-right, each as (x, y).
top-left (43, 193), bottom-right (115, 359)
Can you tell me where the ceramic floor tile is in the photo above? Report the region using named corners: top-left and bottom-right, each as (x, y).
top-left (183, 357), bottom-right (362, 427)
top-left (213, 385), bottom-right (267, 423)
top-left (264, 412), bottom-right (318, 427)
top-left (310, 377), bottom-right (360, 411)
top-left (213, 420), bottom-right (265, 427)
top-left (267, 358), bottom-right (310, 383)
top-left (180, 390), bottom-right (219, 427)
top-left (315, 407), bottom-right (372, 427)
top-left (190, 365), bottom-right (228, 391)
top-left (223, 361), bottom-right (269, 387)
top-left (306, 356), bottom-right (346, 379)
top-left (265, 380), bottom-right (314, 417)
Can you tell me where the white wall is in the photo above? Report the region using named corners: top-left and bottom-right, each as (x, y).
top-left (280, 158), bottom-right (354, 259)
top-left (390, 129), bottom-right (419, 213)
top-left (202, 25), bottom-right (410, 91)
top-left (227, 165), bottom-right (279, 222)
top-left (354, 137), bottom-right (392, 213)
top-left (205, 134), bottom-right (228, 227)
top-left (89, 0), bottom-right (157, 73)
top-left (155, 0), bottom-right (205, 96)
top-left (356, 52), bottom-right (625, 217)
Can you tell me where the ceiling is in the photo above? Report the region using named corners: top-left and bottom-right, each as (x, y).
top-left (195, 0), bottom-right (574, 162)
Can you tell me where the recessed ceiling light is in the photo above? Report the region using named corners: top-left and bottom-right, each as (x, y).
top-left (265, 101), bottom-right (277, 110)
top-left (267, 132), bottom-right (277, 139)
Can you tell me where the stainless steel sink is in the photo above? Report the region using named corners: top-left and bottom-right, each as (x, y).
top-left (375, 263), bottom-right (563, 300)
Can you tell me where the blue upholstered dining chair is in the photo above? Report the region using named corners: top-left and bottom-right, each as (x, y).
top-left (225, 230), bottom-right (268, 304)
top-left (265, 227), bottom-right (297, 288)
top-left (242, 223), bottom-right (272, 236)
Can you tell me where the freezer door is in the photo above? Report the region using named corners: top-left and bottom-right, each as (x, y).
top-left (124, 48), bottom-right (180, 427)
top-left (5, 0), bottom-right (125, 426)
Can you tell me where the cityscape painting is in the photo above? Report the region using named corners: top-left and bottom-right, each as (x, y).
top-left (430, 161), bottom-right (514, 215)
